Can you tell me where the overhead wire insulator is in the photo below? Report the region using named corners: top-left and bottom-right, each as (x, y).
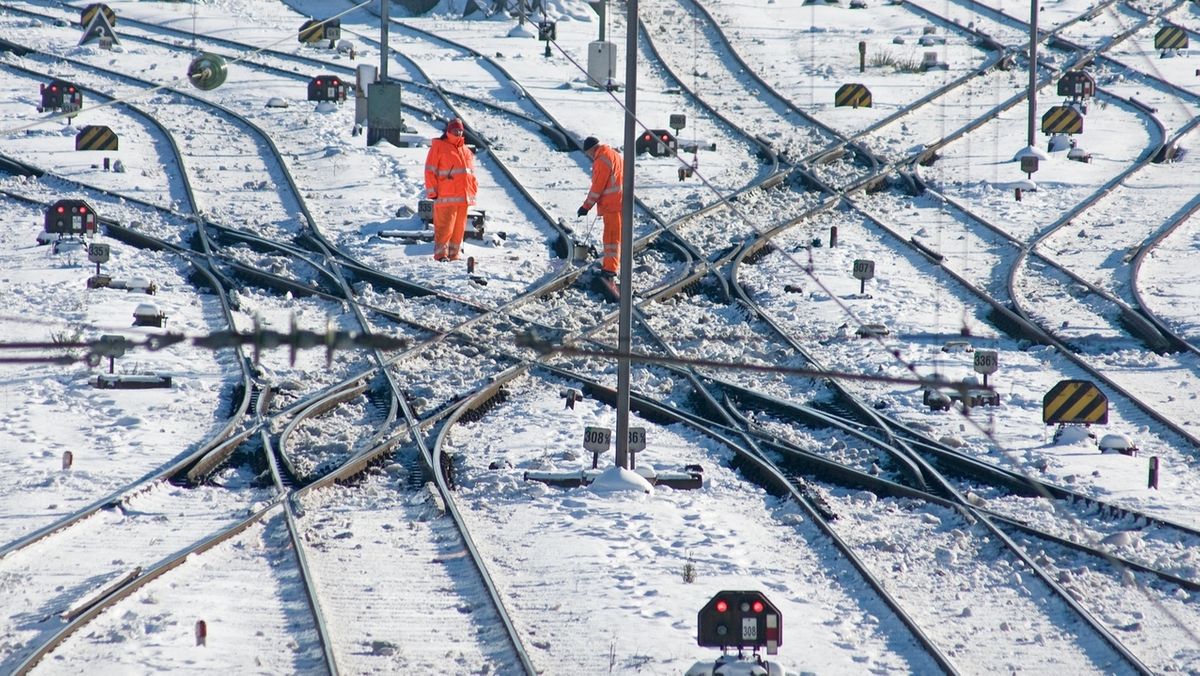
top-left (188, 53), bottom-right (228, 91)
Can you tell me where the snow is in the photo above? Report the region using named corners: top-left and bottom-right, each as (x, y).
top-left (1, 0), bottom-right (1199, 673)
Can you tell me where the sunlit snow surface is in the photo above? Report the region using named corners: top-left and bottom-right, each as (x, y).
top-left (1, 0), bottom-right (1198, 672)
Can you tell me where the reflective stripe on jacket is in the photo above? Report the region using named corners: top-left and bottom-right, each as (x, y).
top-left (424, 136), bottom-right (478, 208)
top-left (581, 144), bottom-right (623, 216)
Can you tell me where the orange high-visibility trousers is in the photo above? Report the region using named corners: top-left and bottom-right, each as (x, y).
top-left (601, 211), bottom-right (621, 274)
top-left (433, 204), bottom-right (468, 260)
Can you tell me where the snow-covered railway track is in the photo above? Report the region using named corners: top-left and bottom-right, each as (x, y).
top-left (1, 46), bottom-right (308, 246)
top-left (735, 196), bottom-right (1200, 524)
top-left (481, 231), bottom-right (1155, 670)
top-left (0, 61), bottom-right (188, 209)
top-left (0, 484), bottom-right (281, 673)
top-left (9, 501), bottom-right (340, 675)
top-left (639, 0), bottom-right (874, 187)
top-left (699, 266), bottom-right (1191, 673)
top-left (434, 370), bottom-right (951, 672)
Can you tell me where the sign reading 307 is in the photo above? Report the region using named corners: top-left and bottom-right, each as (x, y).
top-left (852, 259), bottom-right (875, 280)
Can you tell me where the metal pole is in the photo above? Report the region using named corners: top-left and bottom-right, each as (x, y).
top-left (616, 0), bottom-right (638, 471)
top-left (1027, 0), bottom-right (1037, 148)
top-left (380, 0), bottom-right (390, 81)
top-left (599, 0), bottom-right (607, 42)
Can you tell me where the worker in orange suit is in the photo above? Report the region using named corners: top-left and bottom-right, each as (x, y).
top-left (424, 118), bottom-right (478, 261)
top-left (577, 136), bottom-right (624, 277)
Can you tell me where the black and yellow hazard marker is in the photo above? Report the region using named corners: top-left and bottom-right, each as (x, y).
top-left (1154, 25), bottom-right (1188, 50)
top-left (80, 3), bottom-right (116, 28)
top-left (835, 83), bottom-right (872, 108)
top-left (1043, 379), bottom-right (1108, 425)
top-left (298, 19), bottom-right (325, 44)
top-left (1041, 106), bottom-right (1083, 134)
top-left (75, 125), bottom-right (119, 151)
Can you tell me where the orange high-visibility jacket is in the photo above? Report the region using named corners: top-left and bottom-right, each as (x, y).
top-left (424, 136), bottom-right (478, 208)
top-left (581, 144), bottom-right (623, 216)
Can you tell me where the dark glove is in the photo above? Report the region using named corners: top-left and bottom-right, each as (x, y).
top-left (577, 206), bottom-right (589, 217)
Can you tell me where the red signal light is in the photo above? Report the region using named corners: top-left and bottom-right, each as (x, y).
top-left (78, 206), bottom-right (87, 214)
top-left (642, 133), bottom-right (651, 141)
top-left (715, 599), bottom-right (728, 613)
top-left (315, 79), bottom-right (322, 85)
top-left (50, 85), bottom-right (58, 92)
top-left (56, 206), bottom-right (65, 213)
top-left (68, 87), bottom-right (75, 93)
top-left (752, 600), bottom-right (764, 613)
top-left (661, 134), bottom-right (669, 142)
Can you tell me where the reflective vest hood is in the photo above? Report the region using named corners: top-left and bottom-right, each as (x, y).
top-left (424, 135), bottom-right (478, 208)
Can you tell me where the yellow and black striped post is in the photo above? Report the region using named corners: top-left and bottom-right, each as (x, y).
top-left (1041, 106), bottom-right (1083, 134)
top-left (75, 125), bottom-right (119, 151)
top-left (1042, 379), bottom-right (1108, 425)
top-left (835, 83), bottom-right (872, 108)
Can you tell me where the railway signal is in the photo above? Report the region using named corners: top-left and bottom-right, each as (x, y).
top-left (39, 79), bottom-right (83, 119)
top-left (308, 75), bottom-right (348, 103)
top-left (45, 200), bottom-right (97, 236)
top-left (1057, 70), bottom-right (1095, 101)
top-left (687, 591), bottom-right (784, 676)
top-left (538, 21), bottom-right (556, 57)
top-left (636, 129), bottom-right (677, 157)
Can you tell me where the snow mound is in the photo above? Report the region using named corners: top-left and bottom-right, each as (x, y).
top-left (590, 466), bottom-right (653, 494)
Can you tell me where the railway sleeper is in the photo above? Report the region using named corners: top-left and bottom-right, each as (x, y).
top-left (458, 387), bottom-right (511, 423)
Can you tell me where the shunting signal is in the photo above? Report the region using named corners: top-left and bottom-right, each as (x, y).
top-left (697, 590), bottom-right (782, 655)
top-left (1057, 70), bottom-right (1095, 100)
top-left (636, 129), bottom-right (678, 157)
top-left (39, 80), bottom-right (83, 115)
top-left (45, 200), bottom-right (98, 235)
top-left (308, 75), bottom-right (347, 102)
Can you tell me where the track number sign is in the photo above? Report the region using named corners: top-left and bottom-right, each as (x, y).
top-left (583, 426), bottom-right (611, 452)
top-left (87, 243), bottom-right (110, 264)
top-left (974, 350), bottom-right (998, 375)
top-left (852, 259), bottom-right (875, 280)
top-left (628, 427), bottom-right (646, 452)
